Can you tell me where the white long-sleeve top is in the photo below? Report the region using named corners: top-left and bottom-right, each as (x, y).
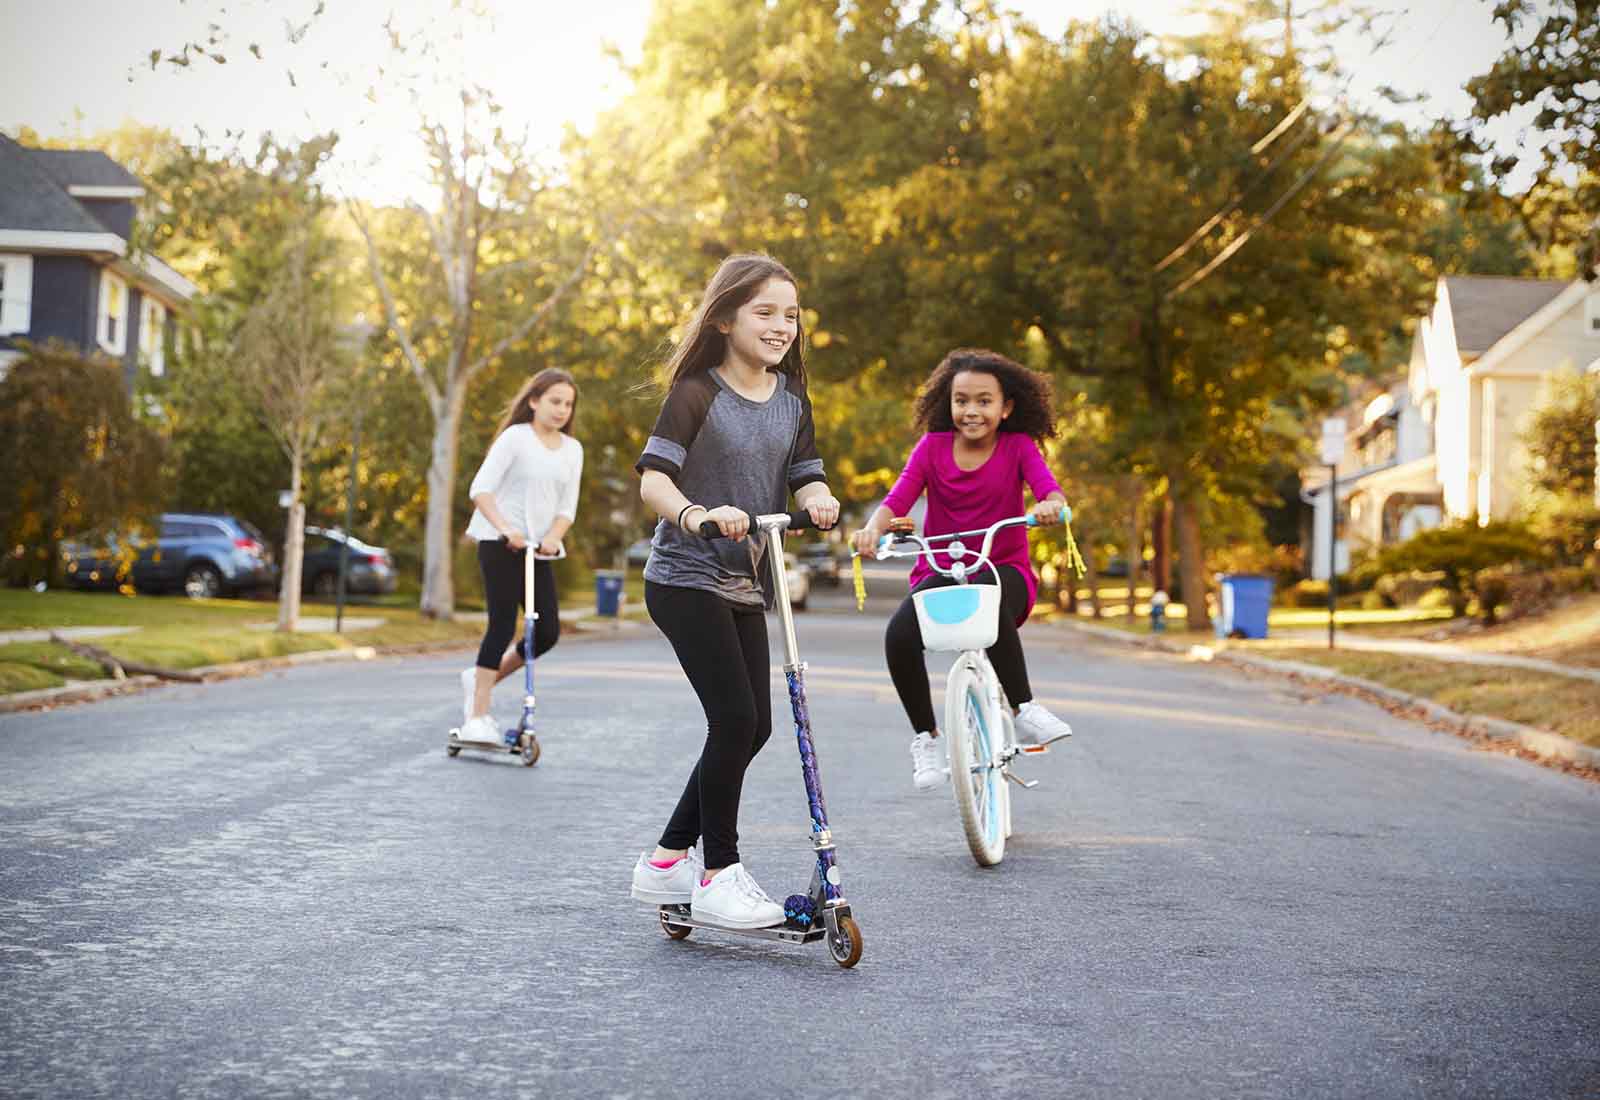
top-left (465, 425), bottom-right (583, 542)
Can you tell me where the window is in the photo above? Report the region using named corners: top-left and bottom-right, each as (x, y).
top-left (0, 254), bottom-right (32, 336)
top-left (98, 269), bottom-right (127, 354)
top-left (138, 296), bottom-right (166, 375)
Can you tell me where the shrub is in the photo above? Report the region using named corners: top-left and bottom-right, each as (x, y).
top-left (1417, 587), bottom-right (1455, 610)
top-left (1375, 521), bottom-right (1547, 616)
top-left (1360, 589), bottom-right (1390, 610)
top-left (1471, 569), bottom-right (1512, 625)
top-left (1526, 496), bottom-right (1600, 566)
top-left (1548, 565), bottom-right (1599, 595)
top-left (1375, 571), bottom-right (1445, 607)
top-left (1287, 579), bottom-right (1330, 607)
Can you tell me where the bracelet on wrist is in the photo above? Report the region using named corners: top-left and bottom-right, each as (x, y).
top-left (677, 503), bottom-right (705, 530)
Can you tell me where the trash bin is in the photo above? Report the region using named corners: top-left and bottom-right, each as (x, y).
top-left (1216, 573), bottom-right (1274, 639)
top-left (594, 570), bottom-right (624, 617)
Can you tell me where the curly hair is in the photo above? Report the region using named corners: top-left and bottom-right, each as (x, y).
top-left (912, 348), bottom-right (1057, 442)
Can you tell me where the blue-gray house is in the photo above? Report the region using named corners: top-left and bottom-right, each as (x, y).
top-left (0, 133), bottom-right (196, 386)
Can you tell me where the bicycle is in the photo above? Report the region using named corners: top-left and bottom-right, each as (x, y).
top-left (865, 511), bottom-right (1074, 866)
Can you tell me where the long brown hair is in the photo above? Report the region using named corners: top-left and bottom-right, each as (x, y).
top-left (912, 349), bottom-right (1057, 442)
top-left (496, 367), bottom-right (579, 437)
top-left (659, 254), bottom-right (806, 389)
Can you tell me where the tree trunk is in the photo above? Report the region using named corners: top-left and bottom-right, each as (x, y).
top-left (419, 386), bottom-right (467, 620)
top-left (1125, 486), bottom-right (1142, 621)
top-left (1152, 493), bottom-right (1172, 593)
top-left (1173, 490), bottom-right (1211, 633)
top-left (277, 457), bottom-right (305, 632)
top-left (1084, 550), bottom-right (1102, 619)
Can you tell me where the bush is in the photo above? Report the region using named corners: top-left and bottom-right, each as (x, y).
top-left (1548, 564), bottom-right (1599, 595)
top-left (1360, 589), bottom-right (1390, 610)
top-left (1210, 542), bottom-right (1303, 593)
top-left (1526, 496), bottom-right (1600, 566)
top-left (1375, 570), bottom-right (1447, 607)
top-left (1417, 587), bottom-right (1455, 611)
top-left (1287, 579), bottom-right (1330, 607)
top-left (1344, 548), bottom-right (1384, 594)
top-left (1472, 569), bottom-right (1512, 625)
top-left (1375, 521), bottom-right (1547, 616)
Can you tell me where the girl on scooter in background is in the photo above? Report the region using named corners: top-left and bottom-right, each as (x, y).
top-left (457, 368), bottom-right (583, 744)
top-left (628, 253), bottom-right (840, 930)
top-left (849, 348), bottom-right (1074, 791)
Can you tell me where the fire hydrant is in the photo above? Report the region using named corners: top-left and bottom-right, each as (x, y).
top-left (1150, 589), bottom-right (1170, 633)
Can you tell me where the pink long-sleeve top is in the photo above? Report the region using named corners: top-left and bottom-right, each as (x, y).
top-left (882, 431), bottom-right (1063, 624)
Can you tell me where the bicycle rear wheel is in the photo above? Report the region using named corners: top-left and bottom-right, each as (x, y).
top-left (944, 658), bottom-right (1008, 866)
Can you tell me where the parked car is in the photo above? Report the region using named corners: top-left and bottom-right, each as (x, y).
top-left (62, 512), bottom-right (278, 599)
top-left (300, 526), bottom-right (398, 598)
top-left (784, 552), bottom-right (811, 611)
top-left (798, 542), bottom-right (842, 586)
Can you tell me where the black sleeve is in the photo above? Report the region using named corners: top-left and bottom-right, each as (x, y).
top-left (786, 376), bottom-right (827, 493)
top-left (635, 374), bottom-right (717, 479)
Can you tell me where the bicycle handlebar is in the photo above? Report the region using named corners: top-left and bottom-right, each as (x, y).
top-left (869, 508), bottom-right (1071, 581)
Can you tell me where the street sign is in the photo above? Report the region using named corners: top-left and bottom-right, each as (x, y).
top-left (1319, 417), bottom-right (1346, 466)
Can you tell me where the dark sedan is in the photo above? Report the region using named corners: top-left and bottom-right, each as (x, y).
top-left (301, 527), bottom-right (398, 598)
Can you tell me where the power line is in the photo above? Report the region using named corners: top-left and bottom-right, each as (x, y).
top-left (1165, 118), bottom-right (1354, 300)
top-left (1154, 106), bottom-right (1321, 273)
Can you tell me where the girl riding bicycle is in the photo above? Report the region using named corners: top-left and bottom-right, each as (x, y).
top-left (850, 348), bottom-right (1073, 790)
top-left (628, 254), bottom-right (841, 930)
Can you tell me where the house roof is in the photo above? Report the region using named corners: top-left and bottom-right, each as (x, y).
top-left (25, 147), bottom-right (143, 192)
top-left (1443, 276), bottom-right (1569, 357)
top-left (0, 134), bottom-right (113, 235)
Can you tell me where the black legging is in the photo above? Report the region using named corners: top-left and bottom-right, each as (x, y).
top-left (645, 581), bottom-right (772, 870)
top-left (887, 564), bottom-right (1033, 734)
top-left (475, 539), bottom-right (560, 670)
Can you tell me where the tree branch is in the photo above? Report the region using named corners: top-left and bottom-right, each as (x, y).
top-left (347, 200), bottom-right (440, 410)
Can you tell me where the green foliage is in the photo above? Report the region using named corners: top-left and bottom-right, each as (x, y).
top-left (1522, 372), bottom-right (1600, 500)
top-left (1443, 0), bottom-right (1600, 267)
top-left (0, 344), bottom-right (167, 586)
top-left (1376, 521), bottom-right (1547, 615)
top-left (1286, 578), bottom-right (1330, 608)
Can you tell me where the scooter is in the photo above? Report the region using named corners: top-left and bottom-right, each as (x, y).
top-left (447, 538), bottom-right (563, 768)
top-left (651, 510), bottom-right (863, 969)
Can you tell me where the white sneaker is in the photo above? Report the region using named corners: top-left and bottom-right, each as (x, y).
top-left (690, 863), bottom-right (784, 929)
top-left (1014, 701), bottom-right (1073, 747)
top-left (459, 668), bottom-right (476, 725)
top-left (630, 849), bottom-right (705, 904)
top-left (909, 731), bottom-right (946, 791)
top-left (458, 714), bottom-right (502, 745)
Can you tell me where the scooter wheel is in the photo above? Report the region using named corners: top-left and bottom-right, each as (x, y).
top-left (828, 915), bottom-right (863, 968)
top-left (520, 734), bottom-right (540, 767)
top-left (659, 910), bottom-right (692, 940)
top-left (446, 733), bottom-right (461, 758)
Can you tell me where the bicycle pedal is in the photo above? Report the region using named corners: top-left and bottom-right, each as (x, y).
top-left (1004, 771), bottom-right (1040, 790)
top-left (1018, 744), bottom-right (1050, 755)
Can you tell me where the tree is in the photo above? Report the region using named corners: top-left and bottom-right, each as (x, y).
top-left (1444, 0), bottom-right (1600, 271)
top-left (350, 90), bottom-right (599, 619)
top-left (0, 344), bottom-right (167, 587)
top-left (1522, 371), bottom-right (1600, 499)
top-left (233, 226), bottom-right (354, 630)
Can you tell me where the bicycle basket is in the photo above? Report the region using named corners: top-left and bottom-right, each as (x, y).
top-left (913, 584), bottom-right (1001, 652)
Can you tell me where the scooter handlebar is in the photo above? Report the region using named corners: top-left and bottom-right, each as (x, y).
top-left (696, 510), bottom-right (818, 539)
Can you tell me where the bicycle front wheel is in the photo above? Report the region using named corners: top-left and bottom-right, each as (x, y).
top-left (944, 658), bottom-right (1008, 866)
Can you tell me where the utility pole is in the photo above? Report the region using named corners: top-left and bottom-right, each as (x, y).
top-left (1319, 418), bottom-right (1346, 650)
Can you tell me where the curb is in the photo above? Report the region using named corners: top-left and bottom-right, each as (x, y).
top-left (0, 615), bottom-right (647, 715)
top-left (1052, 620), bottom-right (1600, 771)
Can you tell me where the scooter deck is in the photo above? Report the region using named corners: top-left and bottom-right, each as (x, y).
top-left (446, 728), bottom-right (538, 764)
top-left (656, 904), bottom-right (826, 944)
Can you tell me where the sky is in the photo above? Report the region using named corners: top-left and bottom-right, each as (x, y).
top-left (0, 0), bottom-right (1527, 204)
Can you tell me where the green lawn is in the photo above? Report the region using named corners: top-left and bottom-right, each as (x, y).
top-left (1269, 647), bottom-right (1600, 750)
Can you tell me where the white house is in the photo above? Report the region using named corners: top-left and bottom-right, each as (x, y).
top-left (1305, 274), bottom-right (1600, 578)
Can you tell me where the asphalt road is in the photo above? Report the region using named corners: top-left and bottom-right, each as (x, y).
top-left (2, 581), bottom-right (1597, 1098)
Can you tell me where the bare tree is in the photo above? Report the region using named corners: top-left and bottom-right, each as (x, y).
top-left (234, 227), bottom-right (351, 632)
top-left (347, 91), bottom-right (599, 620)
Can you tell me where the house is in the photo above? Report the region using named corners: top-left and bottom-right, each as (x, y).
top-left (0, 133), bottom-right (196, 384)
top-left (1304, 274), bottom-right (1600, 578)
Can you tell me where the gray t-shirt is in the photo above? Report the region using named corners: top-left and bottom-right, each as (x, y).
top-left (635, 369), bottom-right (826, 608)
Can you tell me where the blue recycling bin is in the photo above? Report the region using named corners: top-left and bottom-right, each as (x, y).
top-left (594, 570), bottom-right (624, 617)
top-left (1216, 573), bottom-right (1274, 639)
